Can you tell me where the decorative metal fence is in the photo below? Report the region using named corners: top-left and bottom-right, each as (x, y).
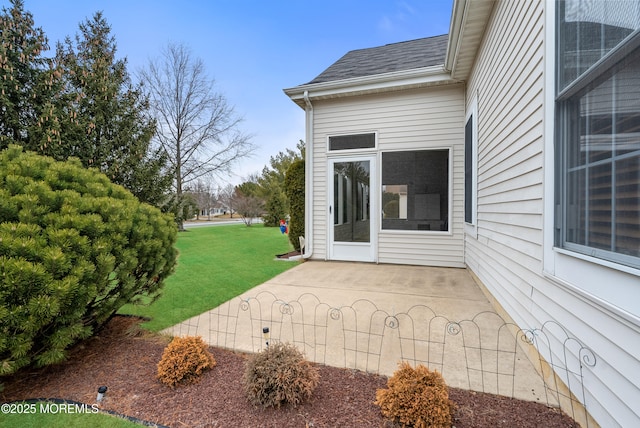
top-left (166, 291), bottom-right (596, 427)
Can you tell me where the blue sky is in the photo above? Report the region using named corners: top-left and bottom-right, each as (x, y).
top-left (9, 0), bottom-right (453, 184)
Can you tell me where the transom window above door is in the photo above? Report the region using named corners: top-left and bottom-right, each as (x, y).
top-left (328, 133), bottom-right (376, 151)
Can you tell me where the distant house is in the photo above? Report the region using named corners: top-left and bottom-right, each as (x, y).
top-left (196, 204), bottom-right (227, 218)
top-left (209, 202), bottom-right (230, 216)
top-left (284, 1), bottom-right (640, 427)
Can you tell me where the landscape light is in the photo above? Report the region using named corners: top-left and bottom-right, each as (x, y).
top-left (97, 386), bottom-right (108, 402)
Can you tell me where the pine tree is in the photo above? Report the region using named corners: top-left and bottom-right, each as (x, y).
top-left (257, 140), bottom-right (304, 226)
top-left (0, 0), bottom-right (62, 152)
top-left (0, 3), bottom-right (171, 207)
top-left (54, 12), bottom-right (171, 206)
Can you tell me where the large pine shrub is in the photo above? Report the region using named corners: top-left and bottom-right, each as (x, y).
top-left (0, 146), bottom-right (177, 375)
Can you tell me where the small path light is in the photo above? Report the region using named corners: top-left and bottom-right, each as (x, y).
top-left (97, 386), bottom-right (108, 402)
top-left (262, 327), bottom-right (270, 348)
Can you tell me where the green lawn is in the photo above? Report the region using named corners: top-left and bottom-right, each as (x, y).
top-left (119, 223), bottom-right (298, 331)
top-left (1, 402), bottom-right (143, 427)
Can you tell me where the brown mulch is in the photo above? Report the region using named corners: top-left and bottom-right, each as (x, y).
top-left (276, 250), bottom-right (301, 259)
top-left (1, 316), bottom-right (579, 427)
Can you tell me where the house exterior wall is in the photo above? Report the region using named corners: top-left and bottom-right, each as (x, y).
top-left (464, 1), bottom-right (640, 427)
top-left (309, 85), bottom-right (466, 266)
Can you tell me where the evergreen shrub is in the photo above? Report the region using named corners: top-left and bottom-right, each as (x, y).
top-left (262, 190), bottom-right (286, 227)
top-left (157, 336), bottom-right (216, 387)
top-left (284, 159), bottom-right (304, 252)
top-left (242, 342), bottom-right (319, 408)
top-left (0, 146), bottom-right (177, 376)
top-left (375, 361), bottom-right (455, 428)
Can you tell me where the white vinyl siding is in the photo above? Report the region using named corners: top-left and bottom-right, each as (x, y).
top-left (310, 85), bottom-right (465, 266)
top-left (465, 0), bottom-right (545, 286)
top-left (465, 1), bottom-right (640, 427)
top-left (309, 131), bottom-right (328, 259)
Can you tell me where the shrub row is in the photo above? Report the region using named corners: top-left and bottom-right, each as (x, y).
top-left (157, 337), bottom-right (320, 408)
top-left (157, 336), bottom-right (455, 427)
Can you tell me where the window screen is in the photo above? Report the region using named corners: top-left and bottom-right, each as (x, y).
top-left (382, 150), bottom-right (449, 231)
top-left (329, 133), bottom-right (375, 151)
top-left (465, 115), bottom-right (473, 224)
top-left (556, 0), bottom-right (640, 268)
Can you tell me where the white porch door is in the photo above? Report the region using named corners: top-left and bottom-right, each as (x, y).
top-left (328, 156), bottom-right (376, 262)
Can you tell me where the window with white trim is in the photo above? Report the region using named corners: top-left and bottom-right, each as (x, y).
top-left (556, 1), bottom-right (640, 269)
top-left (381, 149), bottom-right (449, 231)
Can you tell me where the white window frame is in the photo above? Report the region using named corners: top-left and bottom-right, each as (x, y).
top-left (542, 0), bottom-right (640, 320)
top-left (379, 147), bottom-right (453, 236)
top-left (326, 131), bottom-right (378, 154)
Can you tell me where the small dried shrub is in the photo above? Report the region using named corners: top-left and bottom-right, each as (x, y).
top-left (242, 342), bottom-right (320, 408)
top-left (375, 361), bottom-right (455, 428)
top-left (157, 336), bottom-right (216, 387)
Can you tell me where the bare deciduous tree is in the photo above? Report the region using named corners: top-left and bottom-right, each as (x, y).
top-left (232, 188), bottom-right (264, 227)
top-left (217, 184), bottom-right (236, 218)
top-left (140, 42), bottom-right (254, 228)
top-left (185, 179), bottom-right (216, 220)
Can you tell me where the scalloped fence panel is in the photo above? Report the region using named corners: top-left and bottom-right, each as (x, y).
top-left (165, 291), bottom-right (597, 427)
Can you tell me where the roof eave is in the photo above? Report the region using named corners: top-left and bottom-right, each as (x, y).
top-left (445, 0), bottom-right (495, 81)
top-left (445, 0), bottom-right (466, 73)
top-left (284, 65), bottom-right (459, 108)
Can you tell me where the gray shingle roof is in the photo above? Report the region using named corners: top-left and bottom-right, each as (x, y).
top-left (307, 34), bottom-right (448, 85)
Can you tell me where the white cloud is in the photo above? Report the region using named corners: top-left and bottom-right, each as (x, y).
top-left (398, 1), bottom-right (417, 17)
top-left (378, 15), bottom-right (394, 32)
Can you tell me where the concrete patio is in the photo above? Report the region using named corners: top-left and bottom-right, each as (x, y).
top-left (164, 261), bottom-right (557, 405)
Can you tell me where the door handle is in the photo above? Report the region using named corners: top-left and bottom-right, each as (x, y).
top-left (329, 205), bottom-right (332, 214)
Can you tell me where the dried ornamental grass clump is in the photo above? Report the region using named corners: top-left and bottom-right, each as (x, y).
top-left (242, 342), bottom-right (320, 408)
top-left (375, 361), bottom-right (455, 428)
top-left (157, 336), bottom-right (216, 387)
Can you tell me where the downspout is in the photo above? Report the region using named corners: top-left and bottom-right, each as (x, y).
top-left (302, 90), bottom-right (314, 259)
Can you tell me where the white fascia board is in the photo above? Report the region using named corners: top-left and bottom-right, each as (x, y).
top-left (444, 0), bottom-right (495, 81)
top-left (445, 0), bottom-right (467, 72)
top-left (284, 65), bottom-right (457, 107)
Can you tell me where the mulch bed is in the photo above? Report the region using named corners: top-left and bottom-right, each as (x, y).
top-left (1, 316), bottom-right (579, 427)
top-left (276, 250), bottom-right (301, 259)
